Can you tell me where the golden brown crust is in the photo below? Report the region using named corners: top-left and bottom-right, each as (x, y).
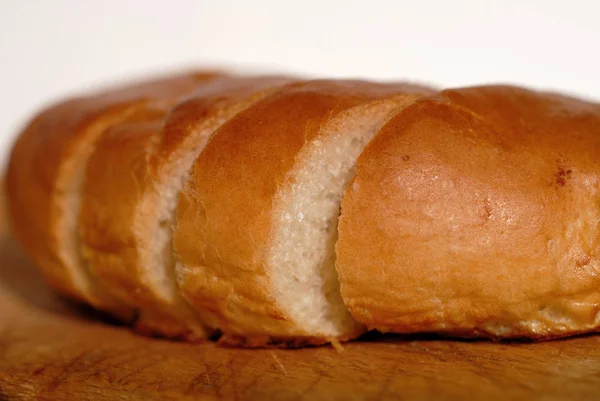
top-left (336, 85), bottom-right (600, 339)
top-left (174, 79), bottom-right (432, 341)
top-left (80, 111), bottom-right (165, 301)
top-left (6, 98), bottom-right (85, 300)
top-left (79, 75), bottom-right (297, 339)
top-left (6, 71), bottom-right (218, 318)
top-left (152, 75), bottom-right (295, 167)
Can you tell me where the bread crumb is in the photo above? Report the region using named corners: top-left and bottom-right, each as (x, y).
top-left (330, 338), bottom-right (345, 353)
top-left (270, 351), bottom-right (288, 376)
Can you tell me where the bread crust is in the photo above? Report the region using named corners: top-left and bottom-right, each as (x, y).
top-left (79, 75), bottom-right (296, 339)
top-left (174, 80), bottom-right (432, 343)
top-left (6, 71), bottom-right (217, 318)
top-left (336, 85), bottom-right (600, 339)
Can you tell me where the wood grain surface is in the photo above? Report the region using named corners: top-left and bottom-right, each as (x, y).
top-left (2, 193), bottom-right (600, 400)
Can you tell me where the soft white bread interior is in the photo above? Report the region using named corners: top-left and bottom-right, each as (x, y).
top-left (5, 72), bottom-right (216, 318)
top-left (336, 86), bottom-right (600, 340)
top-left (174, 80), bottom-right (433, 346)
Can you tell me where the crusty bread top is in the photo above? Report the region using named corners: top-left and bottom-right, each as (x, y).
top-left (152, 75), bottom-right (295, 167)
top-left (174, 79), bottom-right (432, 340)
top-left (5, 71), bottom-right (218, 302)
top-left (336, 85), bottom-right (600, 339)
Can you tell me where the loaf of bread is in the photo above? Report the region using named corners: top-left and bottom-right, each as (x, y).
top-left (6, 70), bottom-right (600, 346)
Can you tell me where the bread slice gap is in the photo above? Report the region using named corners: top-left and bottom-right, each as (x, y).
top-left (79, 109), bottom-right (213, 339)
top-left (268, 99), bottom-right (419, 339)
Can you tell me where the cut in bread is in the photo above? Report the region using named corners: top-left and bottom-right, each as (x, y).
top-left (336, 86), bottom-right (600, 339)
top-left (174, 80), bottom-right (433, 345)
top-left (5, 71), bottom-right (217, 318)
top-left (78, 107), bottom-right (206, 338)
top-left (78, 75), bottom-right (296, 339)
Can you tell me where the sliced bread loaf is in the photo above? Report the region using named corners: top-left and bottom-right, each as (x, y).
top-left (6, 72), bottom-right (216, 319)
top-left (174, 80), bottom-right (433, 346)
top-left (79, 75), bottom-right (295, 338)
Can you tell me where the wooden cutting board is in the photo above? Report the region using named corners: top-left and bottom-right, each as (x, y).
top-left (2, 196), bottom-right (600, 401)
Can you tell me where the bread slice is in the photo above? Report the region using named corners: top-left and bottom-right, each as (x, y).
top-left (5, 71), bottom-right (217, 319)
top-left (335, 86), bottom-right (600, 339)
top-left (79, 76), bottom-right (295, 339)
top-left (78, 108), bottom-right (201, 338)
top-left (174, 80), bottom-right (433, 346)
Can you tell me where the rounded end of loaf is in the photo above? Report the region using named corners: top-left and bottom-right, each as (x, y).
top-left (5, 98), bottom-right (89, 302)
top-left (6, 72), bottom-right (221, 325)
top-left (336, 86), bottom-right (600, 339)
top-left (4, 99), bottom-right (141, 322)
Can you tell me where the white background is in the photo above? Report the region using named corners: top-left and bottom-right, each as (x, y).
top-left (1, 0), bottom-right (599, 168)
